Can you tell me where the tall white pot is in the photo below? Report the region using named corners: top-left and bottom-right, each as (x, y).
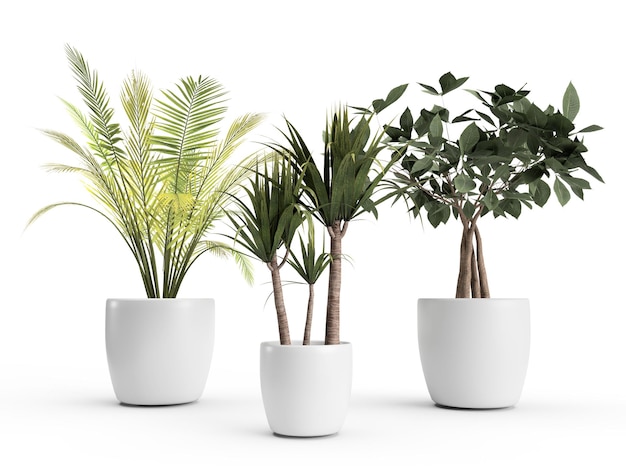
top-left (106, 298), bottom-right (215, 406)
top-left (260, 341), bottom-right (352, 437)
top-left (418, 298), bottom-right (530, 409)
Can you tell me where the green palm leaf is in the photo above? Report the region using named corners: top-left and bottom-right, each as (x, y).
top-left (31, 45), bottom-right (264, 298)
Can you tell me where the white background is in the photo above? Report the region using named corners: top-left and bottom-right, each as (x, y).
top-left (1, 1), bottom-right (624, 468)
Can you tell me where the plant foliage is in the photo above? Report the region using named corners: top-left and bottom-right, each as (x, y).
top-left (365, 72), bottom-right (603, 298)
top-left (268, 105), bottom-right (398, 344)
top-left (30, 45), bottom-right (263, 298)
top-left (227, 152), bottom-right (307, 344)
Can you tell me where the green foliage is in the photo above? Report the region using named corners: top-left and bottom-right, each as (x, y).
top-left (287, 222), bottom-right (331, 286)
top-left (30, 45), bottom-right (263, 297)
top-left (227, 152), bottom-right (306, 264)
top-left (270, 105), bottom-right (397, 227)
top-left (368, 72), bottom-right (603, 227)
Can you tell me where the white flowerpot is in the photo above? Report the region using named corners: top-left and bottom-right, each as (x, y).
top-left (105, 298), bottom-right (215, 406)
top-left (260, 341), bottom-right (352, 437)
top-left (418, 298), bottom-right (530, 409)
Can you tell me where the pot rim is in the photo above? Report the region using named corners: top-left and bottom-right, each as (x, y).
top-left (419, 297), bottom-right (529, 301)
top-left (106, 297), bottom-right (214, 302)
top-left (261, 340), bottom-right (351, 348)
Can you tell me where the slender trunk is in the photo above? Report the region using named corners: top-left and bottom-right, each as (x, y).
top-left (269, 255), bottom-right (291, 345)
top-left (470, 245), bottom-right (480, 298)
top-left (303, 283), bottom-right (314, 346)
top-left (456, 220), bottom-right (490, 299)
top-left (325, 220), bottom-right (347, 345)
top-left (474, 227), bottom-right (490, 298)
top-left (456, 224), bottom-right (474, 298)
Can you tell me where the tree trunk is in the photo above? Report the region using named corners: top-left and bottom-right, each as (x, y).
top-left (269, 255), bottom-right (291, 345)
top-left (474, 227), bottom-right (490, 298)
top-left (455, 222), bottom-right (490, 299)
top-left (325, 220), bottom-right (346, 345)
top-left (470, 245), bottom-right (480, 298)
top-left (303, 283), bottom-right (314, 345)
top-left (456, 225), bottom-right (474, 298)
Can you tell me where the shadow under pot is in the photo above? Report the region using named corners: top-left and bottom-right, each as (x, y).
top-left (260, 341), bottom-right (352, 437)
top-left (418, 298), bottom-right (530, 409)
top-left (105, 298), bottom-right (215, 406)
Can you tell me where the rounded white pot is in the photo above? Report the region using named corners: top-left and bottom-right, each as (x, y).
top-left (418, 298), bottom-right (530, 409)
top-left (105, 298), bottom-right (215, 406)
top-left (260, 341), bottom-right (352, 437)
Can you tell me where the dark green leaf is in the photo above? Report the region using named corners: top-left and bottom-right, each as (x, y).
top-left (418, 82), bottom-right (439, 96)
top-left (475, 110), bottom-right (495, 127)
top-left (493, 165), bottom-right (510, 183)
top-left (373, 84), bottom-right (409, 113)
top-left (459, 122), bottom-right (480, 155)
top-left (507, 128), bottom-right (527, 148)
top-left (399, 107), bottom-right (414, 136)
top-left (530, 179), bottom-right (551, 207)
top-left (429, 114), bottom-right (443, 138)
top-left (526, 103), bottom-right (548, 128)
top-left (561, 174), bottom-right (591, 190)
top-left (577, 124), bottom-right (603, 133)
top-left (554, 178), bottom-right (571, 206)
top-left (500, 198), bottom-right (522, 218)
top-left (546, 113), bottom-right (575, 136)
top-left (439, 72), bottom-right (469, 95)
top-left (425, 201), bottom-right (450, 227)
top-left (411, 157), bottom-right (434, 173)
top-left (454, 174), bottom-right (476, 193)
top-left (581, 163), bottom-right (604, 182)
top-left (483, 190), bottom-right (499, 210)
top-left (495, 84), bottom-right (516, 97)
top-left (451, 109), bottom-right (475, 123)
top-left (462, 200), bottom-right (476, 219)
top-left (562, 82), bottom-right (580, 121)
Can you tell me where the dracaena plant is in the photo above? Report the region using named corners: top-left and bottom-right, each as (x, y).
top-left (270, 105), bottom-right (397, 344)
top-left (227, 152), bottom-right (307, 345)
top-left (365, 72), bottom-right (603, 298)
top-left (29, 45), bottom-right (262, 298)
top-left (287, 225), bottom-right (331, 345)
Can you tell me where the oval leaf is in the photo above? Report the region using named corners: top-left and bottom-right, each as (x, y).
top-left (459, 122), bottom-right (480, 155)
top-left (563, 82), bottom-right (580, 121)
top-left (454, 174), bottom-right (476, 193)
top-left (484, 190), bottom-right (499, 210)
top-left (554, 178), bottom-right (571, 206)
top-left (429, 114), bottom-right (443, 138)
top-left (531, 179), bottom-right (551, 207)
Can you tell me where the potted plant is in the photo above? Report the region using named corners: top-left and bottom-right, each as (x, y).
top-left (364, 72), bottom-right (602, 408)
top-left (28, 45), bottom-right (263, 405)
top-left (229, 106), bottom-right (396, 436)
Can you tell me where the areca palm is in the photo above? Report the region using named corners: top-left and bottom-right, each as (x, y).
top-left (30, 45), bottom-right (261, 297)
top-left (271, 106), bottom-right (398, 345)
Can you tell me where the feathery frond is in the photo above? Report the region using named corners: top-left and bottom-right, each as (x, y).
top-left (31, 45), bottom-right (264, 298)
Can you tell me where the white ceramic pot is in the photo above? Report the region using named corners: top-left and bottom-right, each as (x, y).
top-left (260, 341), bottom-right (352, 437)
top-left (105, 298), bottom-right (215, 406)
top-left (418, 298), bottom-right (530, 409)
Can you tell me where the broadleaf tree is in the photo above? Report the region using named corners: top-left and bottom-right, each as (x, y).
top-left (366, 72), bottom-right (603, 298)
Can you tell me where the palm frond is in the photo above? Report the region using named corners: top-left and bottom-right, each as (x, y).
top-left (287, 222), bottom-right (330, 285)
top-left (274, 105), bottom-right (393, 226)
top-left (194, 240), bottom-right (255, 285)
top-left (227, 152), bottom-right (305, 264)
top-left (31, 45), bottom-right (264, 298)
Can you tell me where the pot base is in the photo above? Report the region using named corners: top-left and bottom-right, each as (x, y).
top-left (260, 341), bottom-right (352, 437)
top-left (106, 298), bottom-right (215, 406)
top-left (418, 298), bottom-right (530, 409)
